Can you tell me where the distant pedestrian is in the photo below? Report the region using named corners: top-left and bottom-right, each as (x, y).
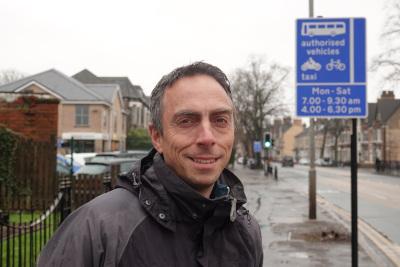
top-left (38, 62), bottom-right (263, 267)
top-left (375, 157), bottom-right (381, 172)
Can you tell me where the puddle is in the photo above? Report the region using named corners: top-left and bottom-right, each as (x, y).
top-left (272, 221), bottom-right (350, 242)
top-left (271, 217), bottom-right (304, 224)
top-left (288, 252), bottom-right (309, 259)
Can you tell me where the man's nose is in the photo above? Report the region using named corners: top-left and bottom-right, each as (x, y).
top-left (196, 121), bottom-right (216, 146)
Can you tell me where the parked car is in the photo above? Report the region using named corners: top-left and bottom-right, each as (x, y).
top-left (57, 154), bottom-right (81, 174)
top-left (75, 158), bottom-right (137, 176)
top-left (315, 158), bottom-right (332, 166)
top-left (236, 157), bottom-right (244, 164)
top-left (282, 156), bottom-right (294, 167)
top-left (126, 150), bottom-right (150, 159)
top-left (90, 150), bottom-right (149, 163)
top-left (65, 153), bottom-right (96, 166)
top-left (321, 158), bottom-right (332, 166)
top-left (298, 158), bottom-right (310, 165)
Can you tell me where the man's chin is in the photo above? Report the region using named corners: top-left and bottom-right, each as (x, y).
top-left (184, 173), bottom-right (219, 190)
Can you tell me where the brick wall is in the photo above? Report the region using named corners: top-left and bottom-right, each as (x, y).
top-left (0, 94), bottom-right (59, 142)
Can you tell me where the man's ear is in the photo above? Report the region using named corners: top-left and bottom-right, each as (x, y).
top-left (148, 124), bottom-right (163, 153)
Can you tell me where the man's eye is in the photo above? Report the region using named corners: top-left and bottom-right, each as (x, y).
top-left (177, 118), bottom-right (194, 126)
top-left (181, 119), bottom-right (192, 124)
top-left (214, 117), bottom-right (229, 127)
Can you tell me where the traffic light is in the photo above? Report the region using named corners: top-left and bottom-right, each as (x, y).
top-left (264, 132), bottom-right (272, 148)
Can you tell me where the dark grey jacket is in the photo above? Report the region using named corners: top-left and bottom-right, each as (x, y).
top-left (38, 150), bottom-right (263, 267)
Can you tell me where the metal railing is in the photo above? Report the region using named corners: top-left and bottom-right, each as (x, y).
top-left (375, 160), bottom-right (400, 176)
top-left (1, 167), bottom-right (120, 266)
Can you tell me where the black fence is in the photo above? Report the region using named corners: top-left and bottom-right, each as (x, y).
top-left (0, 168), bottom-right (119, 266)
top-left (0, 176), bottom-right (71, 267)
top-left (376, 160), bottom-right (400, 176)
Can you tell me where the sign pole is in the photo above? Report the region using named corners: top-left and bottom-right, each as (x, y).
top-left (308, 0), bottom-right (317, 220)
top-left (296, 8), bottom-right (365, 267)
top-left (351, 118), bottom-right (358, 266)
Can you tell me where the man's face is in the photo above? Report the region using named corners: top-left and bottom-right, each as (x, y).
top-left (149, 75), bottom-right (235, 197)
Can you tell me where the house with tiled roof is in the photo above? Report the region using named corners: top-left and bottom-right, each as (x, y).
top-left (361, 91), bottom-right (400, 165)
top-left (73, 69), bottom-right (150, 133)
top-left (0, 69), bottom-right (127, 153)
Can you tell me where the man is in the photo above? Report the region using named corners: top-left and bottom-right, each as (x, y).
top-left (38, 62), bottom-right (263, 267)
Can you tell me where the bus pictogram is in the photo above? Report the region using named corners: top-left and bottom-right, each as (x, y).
top-left (301, 21), bottom-right (346, 37)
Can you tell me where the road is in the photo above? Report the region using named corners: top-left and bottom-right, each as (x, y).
top-left (277, 164), bottom-right (400, 246)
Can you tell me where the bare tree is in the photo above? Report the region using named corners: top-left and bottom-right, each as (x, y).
top-left (317, 118), bottom-right (347, 165)
top-left (0, 69), bottom-right (25, 85)
top-left (230, 57), bottom-right (289, 167)
top-left (317, 119), bottom-right (330, 159)
top-left (329, 119), bottom-right (347, 165)
top-left (371, 0), bottom-right (400, 92)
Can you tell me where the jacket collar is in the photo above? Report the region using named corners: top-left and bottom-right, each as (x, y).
top-left (117, 148), bottom-right (247, 232)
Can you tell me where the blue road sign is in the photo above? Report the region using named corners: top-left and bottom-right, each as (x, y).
top-left (253, 141), bottom-right (262, 153)
top-left (296, 18), bottom-right (366, 117)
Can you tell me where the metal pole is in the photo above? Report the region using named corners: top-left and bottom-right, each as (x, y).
top-left (69, 137), bottom-right (75, 214)
top-left (351, 118), bottom-right (358, 267)
top-left (308, 0), bottom-right (317, 220)
top-left (69, 137), bottom-right (74, 178)
top-left (309, 119), bottom-right (316, 219)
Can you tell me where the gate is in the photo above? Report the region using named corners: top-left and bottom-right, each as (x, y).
top-left (1, 171), bottom-right (120, 266)
top-left (0, 179), bottom-right (68, 267)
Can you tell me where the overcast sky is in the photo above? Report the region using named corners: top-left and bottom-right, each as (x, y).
top-left (0, 0), bottom-right (387, 112)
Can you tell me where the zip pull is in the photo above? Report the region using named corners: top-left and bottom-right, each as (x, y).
top-left (130, 172), bottom-right (141, 188)
top-left (230, 197), bottom-right (237, 222)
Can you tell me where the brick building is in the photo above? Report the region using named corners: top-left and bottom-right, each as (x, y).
top-left (0, 93), bottom-right (59, 142)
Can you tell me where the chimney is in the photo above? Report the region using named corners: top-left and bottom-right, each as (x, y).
top-left (380, 90), bottom-right (395, 100)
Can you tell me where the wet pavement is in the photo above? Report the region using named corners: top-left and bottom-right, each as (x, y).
top-left (230, 164), bottom-right (378, 267)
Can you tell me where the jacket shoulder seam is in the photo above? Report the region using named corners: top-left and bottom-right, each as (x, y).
top-left (117, 213), bottom-right (149, 264)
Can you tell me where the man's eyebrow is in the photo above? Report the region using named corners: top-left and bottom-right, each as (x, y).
top-left (211, 108), bottom-right (234, 115)
top-left (173, 108), bottom-right (233, 118)
top-left (173, 110), bottom-right (200, 118)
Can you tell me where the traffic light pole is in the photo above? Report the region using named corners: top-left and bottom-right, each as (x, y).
top-left (308, 0), bottom-right (317, 220)
top-left (263, 132), bottom-right (272, 175)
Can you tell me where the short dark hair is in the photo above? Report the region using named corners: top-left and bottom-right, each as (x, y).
top-left (150, 62), bottom-right (233, 134)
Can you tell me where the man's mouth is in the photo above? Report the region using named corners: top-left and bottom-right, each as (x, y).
top-left (189, 157), bottom-right (218, 164)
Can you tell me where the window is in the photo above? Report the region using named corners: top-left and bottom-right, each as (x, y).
top-left (375, 129), bottom-right (382, 142)
top-left (102, 111), bottom-right (107, 129)
top-left (63, 140), bottom-right (94, 153)
top-left (114, 112), bottom-right (117, 132)
top-left (75, 105), bottom-right (89, 126)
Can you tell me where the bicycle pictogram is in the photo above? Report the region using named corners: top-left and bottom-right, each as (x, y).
top-left (326, 59), bottom-right (346, 71)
